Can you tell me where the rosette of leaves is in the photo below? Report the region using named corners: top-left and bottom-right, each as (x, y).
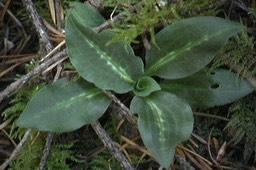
top-left (16, 2), bottom-right (254, 168)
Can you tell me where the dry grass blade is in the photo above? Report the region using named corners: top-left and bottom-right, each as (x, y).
top-left (177, 145), bottom-right (213, 166)
top-left (116, 117), bottom-right (126, 130)
top-left (189, 138), bottom-right (199, 148)
top-left (0, 119), bottom-right (12, 130)
top-left (48, 0), bottom-right (56, 24)
top-left (43, 19), bottom-right (64, 36)
top-left (184, 151), bottom-right (209, 170)
top-left (176, 147), bottom-right (186, 158)
top-left (194, 112), bottom-right (229, 121)
top-left (0, 63), bottom-right (21, 79)
top-left (1, 129), bottom-right (17, 147)
top-left (42, 19), bottom-right (65, 43)
top-left (0, 0), bottom-right (11, 25)
top-left (192, 133), bottom-right (208, 145)
top-left (120, 136), bottom-right (150, 155)
top-left (195, 154), bottom-right (213, 170)
top-left (0, 54), bottom-right (36, 64)
top-left (207, 128), bottom-right (219, 166)
top-left (40, 40), bottom-right (65, 62)
top-left (54, 0), bottom-right (64, 29)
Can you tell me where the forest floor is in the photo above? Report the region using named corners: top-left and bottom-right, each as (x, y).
top-left (0, 0), bottom-right (256, 170)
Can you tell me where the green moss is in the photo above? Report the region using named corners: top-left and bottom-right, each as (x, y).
top-left (47, 143), bottom-right (83, 170)
top-left (9, 132), bottom-right (83, 170)
top-left (226, 94), bottom-right (256, 163)
top-left (211, 31), bottom-right (256, 77)
top-left (88, 150), bottom-right (124, 170)
top-left (9, 132), bottom-right (44, 170)
top-left (1, 82), bottom-right (44, 140)
top-left (104, 1), bottom-right (180, 45)
top-left (102, 0), bottom-right (139, 8)
top-left (180, 0), bottom-right (221, 17)
top-left (102, 0), bottom-right (222, 46)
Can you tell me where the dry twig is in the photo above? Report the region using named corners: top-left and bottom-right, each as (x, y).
top-left (38, 133), bottom-right (54, 170)
top-left (21, 0), bottom-right (53, 52)
top-left (91, 121), bottom-right (135, 170)
top-left (0, 49), bottom-right (67, 103)
top-left (21, 1), bottom-right (63, 168)
top-left (0, 129), bottom-right (32, 170)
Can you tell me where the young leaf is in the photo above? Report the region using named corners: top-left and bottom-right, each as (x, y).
top-left (145, 16), bottom-right (245, 79)
top-left (16, 78), bottom-right (111, 132)
top-left (133, 76), bottom-right (161, 97)
top-left (160, 69), bottom-right (254, 108)
top-left (130, 91), bottom-right (194, 168)
top-left (68, 2), bottom-right (105, 28)
top-left (66, 13), bottom-right (144, 93)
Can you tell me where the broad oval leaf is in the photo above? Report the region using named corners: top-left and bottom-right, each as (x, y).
top-left (16, 78), bottom-right (111, 132)
top-left (68, 2), bottom-right (105, 28)
top-left (66, 13), bottom-right (144, 93)
top-left (160, 69), bottom-right (254, 108)
top-left (133, 76), bottom-right (161, 97)
top-left (145, 16), bottom-right (245, 79)
top-left (130, 91), bottom-right (194, 168)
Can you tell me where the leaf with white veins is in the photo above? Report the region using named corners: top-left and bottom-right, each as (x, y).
top-left (66, 13), bottom-right (144, 93)
top-left (160, 69), bottom-right (254, 108)
top-left (17, 78), bottom-right (111, 132)
top-left (145, 16), bottom-right (245, 79)
top-left (130, 91), bottom-right (194, 168)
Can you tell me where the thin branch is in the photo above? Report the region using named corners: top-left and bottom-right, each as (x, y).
top-left (91, 121), bottom-right (135, 170)
top-left (246, 77), bottom-right (256, 90)
top-left (21, 1), bottom-right (60, 169)
top-left (38, 133), bottom-right (54, 170)
top-left (38, 62), bottom-right (63, 170)
top-left (0, 129), bottom-right (32, 170)
top-left (104, 91), bottom-right (136, 124)
top-left (0, 49), bottom-right (67, 103)
top-left (0, 49), bottom-right (65, 170)
top-left (21, 0), bottom-right (53, 53)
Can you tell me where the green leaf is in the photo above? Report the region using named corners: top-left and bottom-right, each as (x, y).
top-left (160, 69), bottom-right (254, 108)
top-left (145, 16), bottom-right (245, 79)
top-left (68, 2), bottom-right (105, 28)
top-left (133, 76), bottom-right (161, 97)
top-left (66, 13), bottom-right (144, 93)
top-left (130, 91), bottom-right (193, 168)
top-left (16, 78), bottom-right (111, 132)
